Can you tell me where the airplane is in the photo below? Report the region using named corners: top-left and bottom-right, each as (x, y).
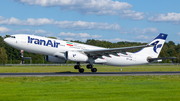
top-left (4, 33), bottom-right (176, 73)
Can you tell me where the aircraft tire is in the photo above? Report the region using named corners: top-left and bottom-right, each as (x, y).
top-left (86, 64), bottom-right (93, 69)
top-left (91, 68), bottom-right (97, 73)
top-left (74, 65), bottom-right (80, 69)
top-left (79, 68), bottom-right (84, 73)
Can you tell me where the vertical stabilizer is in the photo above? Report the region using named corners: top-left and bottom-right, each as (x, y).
top-left (135, 33), bottom-right (167, 58)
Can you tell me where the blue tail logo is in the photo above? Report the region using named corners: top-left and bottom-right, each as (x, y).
top-left (151, 41), bottom-right (162, 53)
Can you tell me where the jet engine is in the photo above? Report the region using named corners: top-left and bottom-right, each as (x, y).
top-left (45, 55), bottom-right (66, 63)
top-left (66, 51), bottom-right (88, 62)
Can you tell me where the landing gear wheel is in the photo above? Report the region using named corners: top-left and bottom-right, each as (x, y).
top-left (91, 68), bottom-right (97, 73)
top-left (86, 64), bottom-right (93, 69)
top-left (79, 68), bottom-right (84, 73)
top-left (74, 65), bottom-right (80, 69)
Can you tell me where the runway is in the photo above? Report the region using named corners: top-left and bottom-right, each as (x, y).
top-left (0, 71), bottom-right (180, 77)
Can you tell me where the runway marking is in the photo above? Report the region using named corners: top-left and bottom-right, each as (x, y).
top-left (0, 71), bottom-right (180, 77)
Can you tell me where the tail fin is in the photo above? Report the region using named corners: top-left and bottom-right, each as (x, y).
top-left (135, 33), bottom-right (167, 58)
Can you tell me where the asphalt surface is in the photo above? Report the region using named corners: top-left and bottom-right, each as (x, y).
top-left (0, 71), bottom-right (180, 77)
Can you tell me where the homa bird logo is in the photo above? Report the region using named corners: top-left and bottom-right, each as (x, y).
top-left (73, 54), bottom-right (76, 57)
top-left (150, 41), bottom-right (162, 53)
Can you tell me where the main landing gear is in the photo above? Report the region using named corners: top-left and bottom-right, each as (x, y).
top-left (74, 62), bottom-right (84, 73)
top-left (87, 64), bottom-right (97, 73)
top-left (74, 63), bottom-right (97, 73)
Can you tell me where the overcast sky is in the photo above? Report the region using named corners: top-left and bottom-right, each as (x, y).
top-left (0, 0), bottom-right (180, 44)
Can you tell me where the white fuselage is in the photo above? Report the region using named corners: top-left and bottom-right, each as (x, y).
top-left (4, 34), bottom-right (149, 66)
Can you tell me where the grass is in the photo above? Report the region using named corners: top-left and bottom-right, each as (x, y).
top-left (0, 76), bottom-right (180, 101)
top-left (0, 65), bottom-right (180, 73)
top-left (0, 65), bottom-right (180, 100)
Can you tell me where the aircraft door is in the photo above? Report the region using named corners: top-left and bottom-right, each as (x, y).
top-left (21, 36), bottom-right (27, 43)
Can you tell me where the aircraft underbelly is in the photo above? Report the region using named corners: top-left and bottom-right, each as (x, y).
top-left (104, 55), bottom-right (147, 66)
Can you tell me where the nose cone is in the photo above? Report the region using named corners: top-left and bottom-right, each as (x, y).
top-left (4, 37), bottom-right (12, 45)
top-left (4, 38), bottom-right (8, 43)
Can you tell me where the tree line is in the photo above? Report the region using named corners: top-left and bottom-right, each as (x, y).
top-left (0, 35), bottom-right (179, 64)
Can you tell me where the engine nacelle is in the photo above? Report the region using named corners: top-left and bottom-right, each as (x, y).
top-left (94, 58), bottom-right (107, 64)
top-left (46, 55), bottom-right (66, 63)
top-left (66, 51), bottom-right (88, 62)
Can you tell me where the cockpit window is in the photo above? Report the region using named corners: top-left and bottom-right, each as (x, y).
top-left (10, 36), bottom-right (16, 38)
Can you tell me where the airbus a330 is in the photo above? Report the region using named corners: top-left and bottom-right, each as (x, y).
top-left (4, 33), bottom-right (175, 73)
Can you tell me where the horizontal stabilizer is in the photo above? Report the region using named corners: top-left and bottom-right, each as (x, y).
top-left (148, 57), bottom-right (177, 62)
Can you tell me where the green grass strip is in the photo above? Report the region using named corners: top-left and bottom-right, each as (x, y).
top-left (0, 65), bottom-right (180, 73)
top-left (0, 75), bottom-right (180, 101)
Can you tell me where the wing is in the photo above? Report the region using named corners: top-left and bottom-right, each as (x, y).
top-left (79, 45), bottom-right (153, 56)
